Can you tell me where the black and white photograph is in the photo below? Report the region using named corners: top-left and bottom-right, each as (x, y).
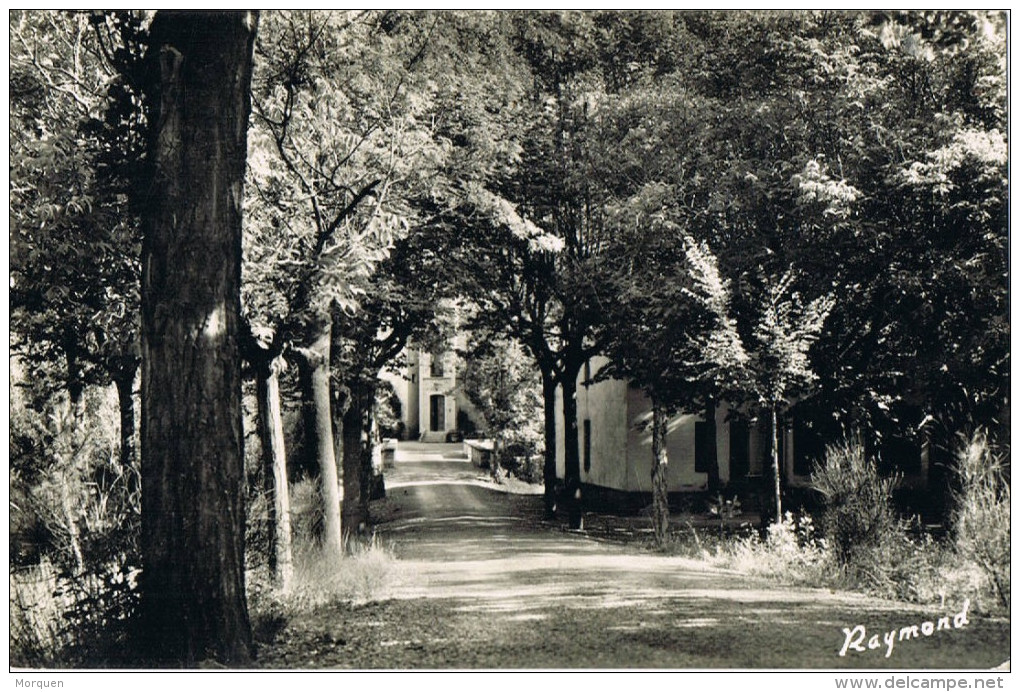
top-left (8, 9), bottom-right (1010, 679)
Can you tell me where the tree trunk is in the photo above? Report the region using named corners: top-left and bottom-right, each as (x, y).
top-left (704, 397), bottom-right (721, 493)
top-left (295, 350), bottom-right (319, 481)
top-left (341, 383), bottom-right (365, 543)
top-left (63, 337), bottom-right (85, 419)
top-left (541, 369), bottom-right (557, 519)
top-left (113, 361), bottom-right (138, 471)
top-left (256, 357), bottom-right (293, 592)
top-left (295, 326), bottom-right (343, 557)
top-left (561, 362), bottom-right (583, 530)
top-left (359, 384), bottom-right (380, 520)
top-left (331, 383), bottom-right (348, 529)
top-left (60, 482), bottom-right (85, 575)
top-left (491, 436), bottom-right (503, 483)
top-left (770, 403), bottom-right (782, 525)
top-left (139, 10), bottom-right (256, 666)
top-left (650, 397), bottom-right (670, 548)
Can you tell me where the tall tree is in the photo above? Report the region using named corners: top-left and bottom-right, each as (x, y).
top-left (598, 221), bottom-right (747, 545)
top-left (743, 271), bottom-right (833, 525)
top-left (139, 10), bottom-right (257, 665)
top-left (438, 12), bottom-right (614, 528)
top-left (330, 231), bottom-right (458, 536)
top-left (245, 10), bottom-right (445, 554)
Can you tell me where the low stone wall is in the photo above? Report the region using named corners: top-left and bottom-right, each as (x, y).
top-left (463, 439), bottom-right (494, 468)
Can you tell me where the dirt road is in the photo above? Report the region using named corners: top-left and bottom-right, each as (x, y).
top-left (258, 443), bottom-right (1010, 669)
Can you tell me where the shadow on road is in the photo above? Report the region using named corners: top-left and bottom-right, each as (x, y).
top-left (298, 441), bottom-right (1013, 669)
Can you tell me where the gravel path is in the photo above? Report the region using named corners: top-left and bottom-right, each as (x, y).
top-left (255, 444), bottom-right (1010, 669)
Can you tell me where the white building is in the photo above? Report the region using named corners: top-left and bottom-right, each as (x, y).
top-left (554, 356), bottom-right (929, 510)
top-left (381, 344), bottom-right (485, 442)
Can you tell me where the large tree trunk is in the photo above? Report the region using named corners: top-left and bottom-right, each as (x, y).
top-left (541, 369), bottom-right (558, 519)
top-left (561, 361), bottom-right (583, 530)
top-left (341, 383), bottom-right (365, 543)
top-left (295, 325), bottom-right (343, 557)
top-left (704, 397), bottom-right (721, 493)
top-left (650, 397), bottom-right (670, 548)
top-left (256, 356), bottom-right (293, 592)
top-left (139, 10), bottom-right (256, 666)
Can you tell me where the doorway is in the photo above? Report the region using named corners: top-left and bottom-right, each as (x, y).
top-left (429, 394), bottom-right (445, 432)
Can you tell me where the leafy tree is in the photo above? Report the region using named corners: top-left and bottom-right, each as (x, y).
top-left (444, 11), bottom-right (622, 528)
top-left (597, 218), bottom-right (747, 544)
top-left (245, 10), bottom-right (444, 556)
top-left (330, 232), bottom-right (458, 536)
top-left (436, 183), bottom-right (578, 519)
top-left (10, 11), bottom-right (142, 467)
top-left (647, 11), bottom-right (1005, 496)
top-left (743, 271), bottom-right (834, 524)
top-left (458, 332), bottom-right (543, 483)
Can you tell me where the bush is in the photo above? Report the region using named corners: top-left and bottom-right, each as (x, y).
top-left (811, 435), bottom-right (902, 580)
top-left (9, 386), bottom-right (141, 667)
top-left (501, 451), bottom-right (543, 485)
top-left (248, 532), bottom-right (400, 622)
top-left (713, 512), bottom-right (829, 585)
top-left (10, 557), bottom-right (140, 668)
top-left (288, 476), bottom-right (325, 544)
top-left (952, 430), bottom-right (1010, 611)
top-left (245, 485), bottom-right (274, 570)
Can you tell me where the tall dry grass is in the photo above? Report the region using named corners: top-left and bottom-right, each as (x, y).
top-left (952, 430), bottom-right (1010, 611)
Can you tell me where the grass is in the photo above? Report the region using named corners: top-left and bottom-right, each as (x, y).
top-left (285, 536), bottom-right (400, 610)
top-left (247, 483), bottom-right (405, 650)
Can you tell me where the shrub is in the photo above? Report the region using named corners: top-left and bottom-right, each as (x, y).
top-left (245, 484), bottom-right (273, 570)
top-left (951, 430), bottom-right (1010, 611)
top-left (811, 435), bottom-right (902, 580)
top-left (250, 532), bottom-right (400, 618)
top-left (247, 476), bottom-right (399, 614)
top-left (10, 556), bottom-right (139, 668)
top-left (10, 563), bottom-right (64, 667)
top-left (501, 449), bottom-right (543, 484)
top-left (715, 512), bottom-right (829, 585)
top-left (288, 476), bottom-right (325, 545)
top-left (9, 386), bottom-right (141, 667)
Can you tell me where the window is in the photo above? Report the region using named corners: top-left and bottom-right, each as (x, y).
top-left (583, 360), bottom-right (591, 388)
top-left (729, 421), bottom-right (750, 479)
top-left (583, 419), bottom-right (592, 473)
top-left (877, 435), bottom-right (923, 476)
top-left (430, 352), bottom-right (444, 378)
top-left (793, 419), bottom-right (825, 476)
top-left (695, 421), bottom-right (714, 473)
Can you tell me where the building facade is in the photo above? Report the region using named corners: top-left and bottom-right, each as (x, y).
top-left (554, 356), bottom-right (930, 510)
top-left (381, 345), bottom-right (485, 442)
